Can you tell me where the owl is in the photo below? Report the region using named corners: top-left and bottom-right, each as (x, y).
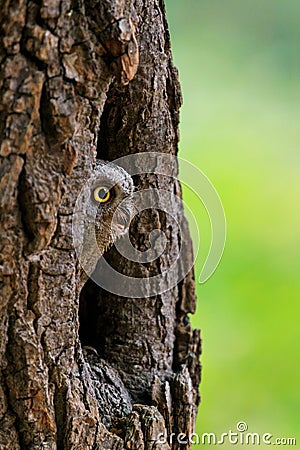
top-left (75, 161), bottom-right (135, 425)
top-left (73, 160), bottom-right (134, 280)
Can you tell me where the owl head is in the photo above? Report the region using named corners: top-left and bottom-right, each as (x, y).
top-left (91, 160), bottom-right (134, 244)
top-left (74, 160), bottom-right (134, 278)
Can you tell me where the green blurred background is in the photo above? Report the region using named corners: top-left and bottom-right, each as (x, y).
top-left (165, 0), bottom-right (300, 448)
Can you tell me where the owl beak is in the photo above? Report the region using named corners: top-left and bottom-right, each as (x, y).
top-left (115, 223), bottom-right (128, 235)
top-left (113, 209), bottom-right (132, 235)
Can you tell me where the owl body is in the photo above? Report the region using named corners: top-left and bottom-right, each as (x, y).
top-left (73, 160), bottom-right (134, 280)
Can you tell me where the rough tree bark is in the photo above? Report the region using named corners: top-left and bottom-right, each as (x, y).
top-left (0, 1), bottom-right (201, 449)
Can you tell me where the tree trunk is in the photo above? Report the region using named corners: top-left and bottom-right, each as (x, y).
top-left (0, 0), bottom-right (201, 449)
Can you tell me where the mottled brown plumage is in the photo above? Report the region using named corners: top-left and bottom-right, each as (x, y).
top-left (73, 160), bottom-right (134, 281)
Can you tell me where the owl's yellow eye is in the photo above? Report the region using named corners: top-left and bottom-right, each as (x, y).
top-left (93, 186), bottom-right (111, 203)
